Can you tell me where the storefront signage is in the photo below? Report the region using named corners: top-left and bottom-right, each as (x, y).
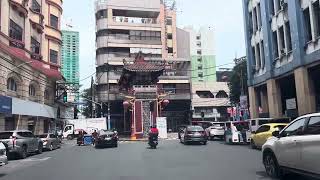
top-left (0, 96), bottom-right (12, 114)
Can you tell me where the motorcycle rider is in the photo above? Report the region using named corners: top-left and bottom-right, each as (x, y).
top-left (148, 125), bottom-right (159, 143)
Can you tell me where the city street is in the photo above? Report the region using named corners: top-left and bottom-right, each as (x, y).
top-left (0, 139), bottom-right (313, 180)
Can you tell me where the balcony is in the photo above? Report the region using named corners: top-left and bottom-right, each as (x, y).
top-left (45, 25), bottom-right (62, 42)
top-left (9, 0), bottom-right (28, 17)
top-left (107, 16), bottom-right (161, 31)
top-left (96, 18), bottom-right (108, 31)
top-left (96, 35), bottom-right (162, 49)
top-left (46, 0), bottom-right (62, 11)
top-left (9, 38), bottom-right (25, 49)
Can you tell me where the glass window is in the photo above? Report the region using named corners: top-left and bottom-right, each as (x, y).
top-left (272, 31), bottom-right (279, 58)
top-left (49, 134), bottom-right (56, 138)
top-left (251, 120), bottom-right (256, 126)
top-left (50, 14), bottom-right (59, 29)
top-left (166, 18), bottom-right (172, 25)
top-left (256, 125), bottom-right (270, 134)
top-left (31, 37), bottom-right (40, 54)
top-left (306, 116), bottom-right (320, 135)
top-left (29, 85), bottom-right (36, 96)
top-left (285, 21), bottom-right (292, 51)
top-left (31, 0), bottom-right (41, 13)
top-left (50, 49), bottom-right (58, 64)
top-left (7, 78), bottom-right (17, 91)
top-left (44, 90), bottom-right (50, 100)
top-left (313, 0), bottom-right (320, 37)
top-left (9, 20), bottom-right (23, 41)
top-left (0, 132), bottom-right (13, 139)
top-left (25, 132), bottom-right (35, 137)
top-left (274, 125), bottom-right (286, 132)
top-left (303, 8), bottom-right (312, 42)
top-left (282, 118), bottom-right (306, 137)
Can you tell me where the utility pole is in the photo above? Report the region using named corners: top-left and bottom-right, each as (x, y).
top-left (106, 63), bottom-right (111, 130)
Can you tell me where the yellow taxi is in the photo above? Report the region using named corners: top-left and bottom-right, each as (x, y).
top-left (250, 123), bottom-right (288, 149)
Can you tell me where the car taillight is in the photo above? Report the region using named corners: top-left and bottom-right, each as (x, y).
top-left (10, 136), bottom-right (16, 148)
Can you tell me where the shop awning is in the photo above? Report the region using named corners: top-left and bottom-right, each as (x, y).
top-left (11, 97), bottom-right (57, 118)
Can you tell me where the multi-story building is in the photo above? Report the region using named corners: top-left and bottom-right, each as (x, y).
top-left (94, 0), bottom-right (191, 132)
top-left (191, 82), bottom-right (230, 121)
top-left (0, 0), bottom-right (63, 133)
top-left (61, 30), bottom-right (79, 85)
top-left (243, 0), bottom-right (320, 119)
top-left (184, 26), bottom-right (216, 82)
top-left (61, 30), bottom-right (80, 102)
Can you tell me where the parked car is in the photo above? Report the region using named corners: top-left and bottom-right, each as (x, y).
top-left (0, 142), bottom-right (8, 166)
top-left (177, 125), bottom-right (188, 139)
top-left (250, 123), bottom-right (287, 149)
top-left (205, 122), bottom-right (226, 140)
top-left (94, 129), bottom-right (118, 148)
top-left (0, 130), bottom-right (43, 159)
top-left (37, 133), bottom-right (61, 151)
top-left (262, 113), bottom-right (320, 179)
top-left (180, 126), bottom-right (207, 145)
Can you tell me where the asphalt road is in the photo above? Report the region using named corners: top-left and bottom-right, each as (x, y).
top-left (0, 139), bottom-right (315, 180)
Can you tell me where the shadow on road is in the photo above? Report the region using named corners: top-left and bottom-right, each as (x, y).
top-left (0, 174), bottom-right (6, 178)
top-left (256, 171), bottom-right (317, 180)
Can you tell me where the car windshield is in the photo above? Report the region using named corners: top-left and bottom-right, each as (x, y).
top-left (0, 132), bottom-right (13, 139)
top-left (187, 126), bottom-right (204, 131)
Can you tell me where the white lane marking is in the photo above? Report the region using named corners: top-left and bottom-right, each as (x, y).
top-left (21, 157), bottom-right (51, 162)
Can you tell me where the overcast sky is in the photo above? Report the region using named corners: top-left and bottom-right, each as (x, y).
top-left (62, 0), bottom-right (246, 89)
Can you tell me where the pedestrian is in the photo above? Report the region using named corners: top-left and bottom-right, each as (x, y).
top-left (92, 130), bottom-right (98, 145)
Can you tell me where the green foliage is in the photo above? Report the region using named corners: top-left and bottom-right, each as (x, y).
top-left (228, 60), bottom-right (248, 105)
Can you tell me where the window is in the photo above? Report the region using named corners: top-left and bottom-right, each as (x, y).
top-left (251, 120), bottom-right (256, 126)
top-left (275, 0), bottom-right (281, 13)
top-left (249, 11), bottom-right (253, 34)
top-left (303, 8), bottom-right (312, 42)
top-left (166, 18), bottom-right (172, 25)
top-left (197, 41), bottom-right (201, 47)
top-left (272, 31), bottom-right (279, 59)
top-left (216, 90), bottom-right (228, 98)
top-left (31, 37), bottom-right (40, 54)
top-left (168, 47), bottom-right (173, 53)
top-left (281, 118), bottom-right (306, 137)
top-left (9, 20), bottom-right (23, 41)
top-left (252, 7), bottom-right (257, 32)
top-left (196, 35), bottom-right (201, 40)
top-left (313, 1), bottom-right (320, 37)
top-left (50, 49), bottom-right (58, 64)
top-left (7, 78), bottom-right (17, 91)
top-left (197, 50), bottom-right (202, 55)
top-left (198, 72), bottom-right (203, 78)
top-left (256, 44), bottom-right (261, 69)
top-left (163, 84), bottom-right (176, 94)
top-left (252, 46), bottom-right (256, 67)
top-left (29, 85), bottom-right (36, 96)
top-left (50, 14), bottom-right (59, 29)
top-left (257, 4), bottom-right (262, 29)
top-left (31, 0), bottom-right (41, 13)
top-left (285, 21), bottom-right (292, 51)
top-left (256, 125), bottom-right (270, 134)
top-left (260, 41), bottom-right (265, 68)
top-left (198, 64), bottom-right (203, 70)
top-left (197, 56), bottom-right (202, 62)
top-left (167, 33), bottom-right (172, 39)
top-left (96, 10), bottom-right (107, 19)
top-left (270, 0), bottom-right (275, 15)
top-left (306, 116), bottom-right (320, 135)
top-left (279, 26), bottom-right (285, 54)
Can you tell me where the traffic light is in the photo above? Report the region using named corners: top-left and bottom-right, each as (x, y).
top-left (63, 91), bottom-right (67, 102)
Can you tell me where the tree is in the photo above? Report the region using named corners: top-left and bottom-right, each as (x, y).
top-left (228, 60), bottom-right (248, 105)
top-left (81, 87), bottom-right (92, 118)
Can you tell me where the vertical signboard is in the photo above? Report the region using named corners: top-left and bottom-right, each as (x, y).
top-left (156, 117), bottom-right (167, 139)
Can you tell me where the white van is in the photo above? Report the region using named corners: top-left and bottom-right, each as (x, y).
top-left (224, 121), bottom-right (250, 144)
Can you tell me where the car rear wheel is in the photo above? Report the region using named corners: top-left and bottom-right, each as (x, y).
top-left (36, 143), bottom-right (43, 154)
top-left (264, 153), bottom-right (281, 178)
top-left (49, 143), bottom-right (54, 151)
top-left (67, 135), bottom-right (73, 140)
top-left (20, 145), bottom-right (27, 159)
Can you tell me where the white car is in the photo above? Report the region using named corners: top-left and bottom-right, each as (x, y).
top-left (262, 113), bottom-right (320, 179)
top-left (205, 125), bottom-right (225, 140)
top-left (0, 142), bottom-right (8, 166)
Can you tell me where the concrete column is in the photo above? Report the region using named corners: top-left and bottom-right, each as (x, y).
top-left (294, 67), bottom-right (316, 115)
top-left (249, 87), bottom-right (259, 118)
top-left (16, 115), bottom-right (28, 130)
top-left (267, 79), bottom-right (282, 118)
top-left (107, 8), bottom-right (113, 23)
top-left (34, 118), bottom-right (44, 135)
top-left (260, 89), bottom-right (269, 113)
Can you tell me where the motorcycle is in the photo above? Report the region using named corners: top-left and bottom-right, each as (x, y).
top-left (148, 134), bottom-right (158, 149)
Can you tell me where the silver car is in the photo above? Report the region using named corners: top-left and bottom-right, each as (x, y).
top-left (37, 133), bottom-right (61, 151)
top-left (0, 130), bottom-right (43, 159)
top-left (0, 142), bottom-right (8, 166)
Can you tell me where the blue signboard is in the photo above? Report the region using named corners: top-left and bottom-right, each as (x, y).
top-left (0, 96), bottom-right (12, 114)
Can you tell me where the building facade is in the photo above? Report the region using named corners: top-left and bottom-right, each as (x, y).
top-left (61, 30), bottom-right (80, 102)
top-left (94, 0), bottom-right (191, 132)
top-left (192, 82), bottom-right (230, 121)
top-left (184, 26), bottom-right (216, 82)
top-left (61, 30), bottom-right (79, 85)
top-left (243, 0), bottom-right (320, 119)
top-left (0, 0), bottom-right (63, 133)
